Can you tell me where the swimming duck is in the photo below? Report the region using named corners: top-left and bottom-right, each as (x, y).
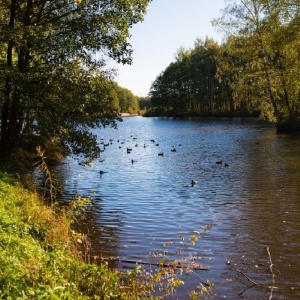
top-left (158, 152), bottom-right (164, 156)
top-left (191, 180), bottom-right (197, 186)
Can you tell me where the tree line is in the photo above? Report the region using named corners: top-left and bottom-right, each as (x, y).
top-left (1, 0), bottom-right (299, 165)
top-left (0, 0), bottom-right (150, 164)
top-left (148, 0), bottom-right (300, 133)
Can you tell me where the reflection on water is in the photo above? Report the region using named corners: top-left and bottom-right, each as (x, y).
top-left (53, 117), bottom-right (300, 299)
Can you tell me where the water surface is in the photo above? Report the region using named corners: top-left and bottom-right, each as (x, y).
top-left (53, 117), bottom-right (300, 299)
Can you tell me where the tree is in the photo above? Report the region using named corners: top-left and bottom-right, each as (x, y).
top-left (149, 61), bottom-right (182, 115)
top-left (0, 0), bottom-right (151, 163)
top-left (213, 0), bottom-right (300, 130)
top-left (188, 38), bottom-right (223, 114)
top-left (115, 85), bottom-right (139, 114)
top-left (215, 35), bottom-right (261, 116)
top-left (138, 96), bottom-right (151, 111)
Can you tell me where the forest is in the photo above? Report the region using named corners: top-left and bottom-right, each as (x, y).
top-left (148, 0), bottom-right (300, 134)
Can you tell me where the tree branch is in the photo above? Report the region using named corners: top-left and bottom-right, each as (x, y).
top-left (267, 247), bottom-right (276, 300)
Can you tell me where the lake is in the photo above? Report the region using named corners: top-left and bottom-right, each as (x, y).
top-left (52, 116), bottom-right (300, 299)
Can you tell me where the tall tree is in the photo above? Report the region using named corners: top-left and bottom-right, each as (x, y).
top-left (213, 0), bottom-right (300, 129)
top-left (0, 0), bottom-right (151, 163)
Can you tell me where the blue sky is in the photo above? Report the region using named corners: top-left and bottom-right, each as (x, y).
top-left (109, 0), bottom-right (226, 97)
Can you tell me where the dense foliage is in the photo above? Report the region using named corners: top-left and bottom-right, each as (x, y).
top-left (149, 39), bottom-right (235, 117)
top-left (149, 0), bottom-right (300, 131)
top-left (138, 96), bottom-right (151, 111)
top-left (115, 84), bottom-right (139, 114)
top-left (0, 0), bottom-right (151, 163)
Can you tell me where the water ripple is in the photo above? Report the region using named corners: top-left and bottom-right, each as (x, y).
top-left (52, 117), bottom-right (300, 299)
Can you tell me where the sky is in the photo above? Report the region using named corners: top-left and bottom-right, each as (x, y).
top-left (108, 0), bottom-right (226, 97)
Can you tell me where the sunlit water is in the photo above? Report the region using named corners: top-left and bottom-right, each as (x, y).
top-left (49, 117), bottom-right (300, 299)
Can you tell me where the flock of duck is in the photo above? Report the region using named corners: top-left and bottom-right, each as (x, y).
top-left (98, 137), bottom-right (231, 186)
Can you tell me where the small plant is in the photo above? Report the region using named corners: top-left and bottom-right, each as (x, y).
top-left (189, 235), bottom-right (199, 246)
top-left (34, 146), bottom-right (59, 205)
top-left (189, 281), bottom-right (213, 299)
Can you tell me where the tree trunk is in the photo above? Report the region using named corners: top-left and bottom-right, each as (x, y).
top-left (0, 0), bottom-right (16, 156)
top-left (0, 0), bottom-right (34, 156)
top-left (1, 101), bottom-right (9, 156)
top-left (258, 38), bottom-right (280, 120)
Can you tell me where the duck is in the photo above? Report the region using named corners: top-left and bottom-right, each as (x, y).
top-left (216, 160), bottom-right (223, 164)
top-left (191, 180), bottom-right (197, 186)
top-left (171, 148), bottom-right (176, 152)
top-left (158, 152), bottom-right (164, 156)
top-left (99, 170), bottom-right (106, 175)
top-left (224, 163), bottom-right (230, 167)
top-left (127, 148), bottom-right (132, 153)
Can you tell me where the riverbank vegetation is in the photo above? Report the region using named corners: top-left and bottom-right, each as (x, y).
top-left (148, 0), bottom-right (300, 133)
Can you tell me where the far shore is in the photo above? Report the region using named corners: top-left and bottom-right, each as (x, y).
top-left (120, 112), bottom-right (139, 117)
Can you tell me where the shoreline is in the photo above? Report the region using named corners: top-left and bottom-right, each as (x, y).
top-left (120, 112), bottom-right (139, 117)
